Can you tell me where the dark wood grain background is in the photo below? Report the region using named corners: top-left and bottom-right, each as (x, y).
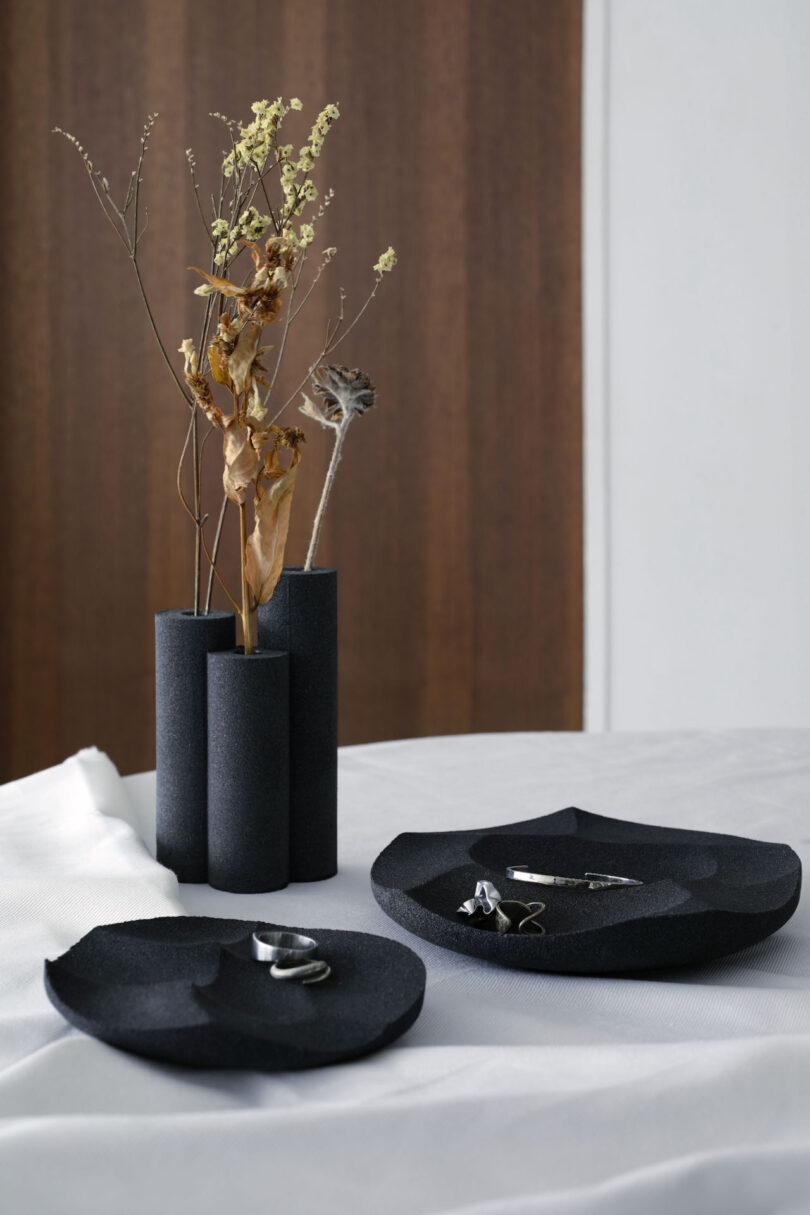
top-left (0, 0), bottom-right (582, 779)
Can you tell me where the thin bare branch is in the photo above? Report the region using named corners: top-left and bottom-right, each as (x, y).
top-left (205, 494), bottom-right (229, 612)
top-left (326, 276), bottom-right (382, 356)
top-left (261, 249), bottom-right (307, 410)
top-left (200, 513), bottom-right (240, 612)
top-left (268, 287), bottom-right (345, 426)
top-left (175, 414), bottom-right (198, 523)
top-left (131, 257), bottom-right (193, 407)
top-left (186, 150), bottom-right (213, 243)
top-left (133, 113), bottom-right (157, 250)
top-left (289, 250), bottom-right (331, 323)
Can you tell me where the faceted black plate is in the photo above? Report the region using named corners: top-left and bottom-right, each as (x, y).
top-left (370, 808), bottom-right (802, 973)
top-left (44, 916), bottom-right (426, 1069)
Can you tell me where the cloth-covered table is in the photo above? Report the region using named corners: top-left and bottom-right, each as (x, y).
top-left (1, 731), bottom-right (809, 1214)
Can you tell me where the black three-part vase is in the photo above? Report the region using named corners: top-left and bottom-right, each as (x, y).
top-left (155, 567), bottom-right (338, 893)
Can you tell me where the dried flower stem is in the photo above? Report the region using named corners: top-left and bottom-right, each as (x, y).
top-left (304, 413), bottom-right (349, 571)
top-left (238, 500), bottom-right (256, 652)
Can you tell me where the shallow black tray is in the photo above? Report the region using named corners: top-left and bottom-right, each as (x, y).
top-left (44, 916), bottom-right (426, 1069)
top-left (370, 808), bottom-right (802, 973)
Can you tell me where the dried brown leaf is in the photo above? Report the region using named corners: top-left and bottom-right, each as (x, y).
top-left (188, 267), bottom-right (247, 298)
top-left (241, 239), bottom-right (262, 270)
top-left (245, 447), bottom-right (302, 604)
top-left (207, 342), bottom-right (232, 388)
top-left (245, 380), bottom-right (267, 424)
top-left (222, 421), bottom-right (260, 505)
top-left (227, 322), bottom-right (262, 396)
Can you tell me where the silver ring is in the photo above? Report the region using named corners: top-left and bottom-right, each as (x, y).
top-left (506, 866), bottom-right (642, 890)
top-left (270, 960), bottom-right (332, 985)
top-left (251, 930), bottom-right (318, 964)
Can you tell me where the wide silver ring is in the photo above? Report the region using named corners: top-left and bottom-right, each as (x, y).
top-left (506, 866), bottom-right (642, 891)
top-left (251, 930), bottom-right (318, 964)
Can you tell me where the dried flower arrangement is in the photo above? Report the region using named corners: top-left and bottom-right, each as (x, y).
top-left (54, 99), bottom-right (396, 651)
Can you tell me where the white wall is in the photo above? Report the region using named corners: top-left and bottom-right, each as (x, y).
top-left (584, 0), bottom-right (810, 730)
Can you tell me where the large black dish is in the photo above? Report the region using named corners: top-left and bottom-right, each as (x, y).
top-left (370, 808), bottom-right (802, 973)
top-left (44, 917), bottom-right (426, 1070)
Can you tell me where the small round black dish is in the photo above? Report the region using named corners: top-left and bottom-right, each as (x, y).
top-left (44, 916), bottom-right (426, 1069)
top-left (370, 808), bottom-right (802, 973)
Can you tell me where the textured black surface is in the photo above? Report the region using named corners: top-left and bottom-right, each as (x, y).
top-left (44, 917), bottom-right (426, 1070)
top-left (257, 567), bottom-right (337, 882)
top-left (371, 808), bottom-right (803, 973)
top-left (155, 610), bottom-right (235, 883)
top-left (207, 649), bottom-right (290, 893)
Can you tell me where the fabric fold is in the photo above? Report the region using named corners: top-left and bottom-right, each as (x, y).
top-left (0, 748), bottom-right (180, 1069)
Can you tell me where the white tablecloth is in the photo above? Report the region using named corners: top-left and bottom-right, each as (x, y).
top-left (1, 731), bottom-right (809, 1213)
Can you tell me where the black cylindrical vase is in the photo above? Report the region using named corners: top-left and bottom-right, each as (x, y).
top-left (155, 609), bottom-right (235, 883)
top-left (257, 566), bottom-right (337, 881)
top-left (207, 648), bottom-right (290, 893)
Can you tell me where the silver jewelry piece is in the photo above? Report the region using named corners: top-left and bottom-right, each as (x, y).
top-left (506, 866), bottom-right (642, 891)
top-left (494, 900), bottom-right (547, 936)
top-left (251, 930), bottom-right (318, 964)
top-left (251, 931), bottom-right (330, 984)
top-left (270, 959), bottom-right (331, 984)
top-left (457, 880), bottom-right (502, 917)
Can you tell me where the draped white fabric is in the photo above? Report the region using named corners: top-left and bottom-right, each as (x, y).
top-left (1, 731), bottom-right (809, 1214)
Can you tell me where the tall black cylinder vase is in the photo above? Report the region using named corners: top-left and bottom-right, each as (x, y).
top-left (257, 566), bottom-right (337, 881)
top-left (155, 609), bottom-right (235, 883)
top-left (207, 648), bottom-right (290, 893)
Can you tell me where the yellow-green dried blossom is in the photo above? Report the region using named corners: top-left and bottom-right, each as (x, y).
top-left (299, 223), bottom-right (315, 247)
top-left (374, 246), bottom-right (397, 274)
top-left (222, 96), bottom-right (290, 177)
top-left (290, 97), bottom-right (303, 110)
top-left (252, 216), bottom-right (272, 239)
top-left (239, 205), bottom-right (272, 241)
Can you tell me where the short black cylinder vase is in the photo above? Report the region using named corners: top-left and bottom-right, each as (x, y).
top-left (207, 648), bottom-right (290, 893)
top-left (257, 567), bottom-right (337, 881)
top-left (155, 609), bottom-right (235, 883)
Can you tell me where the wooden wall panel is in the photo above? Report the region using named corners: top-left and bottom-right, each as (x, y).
top-left (0, 0), bottom-right (582, 779)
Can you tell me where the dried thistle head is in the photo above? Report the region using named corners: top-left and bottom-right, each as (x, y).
top-left (312, 365), bottom-right (377, 421)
